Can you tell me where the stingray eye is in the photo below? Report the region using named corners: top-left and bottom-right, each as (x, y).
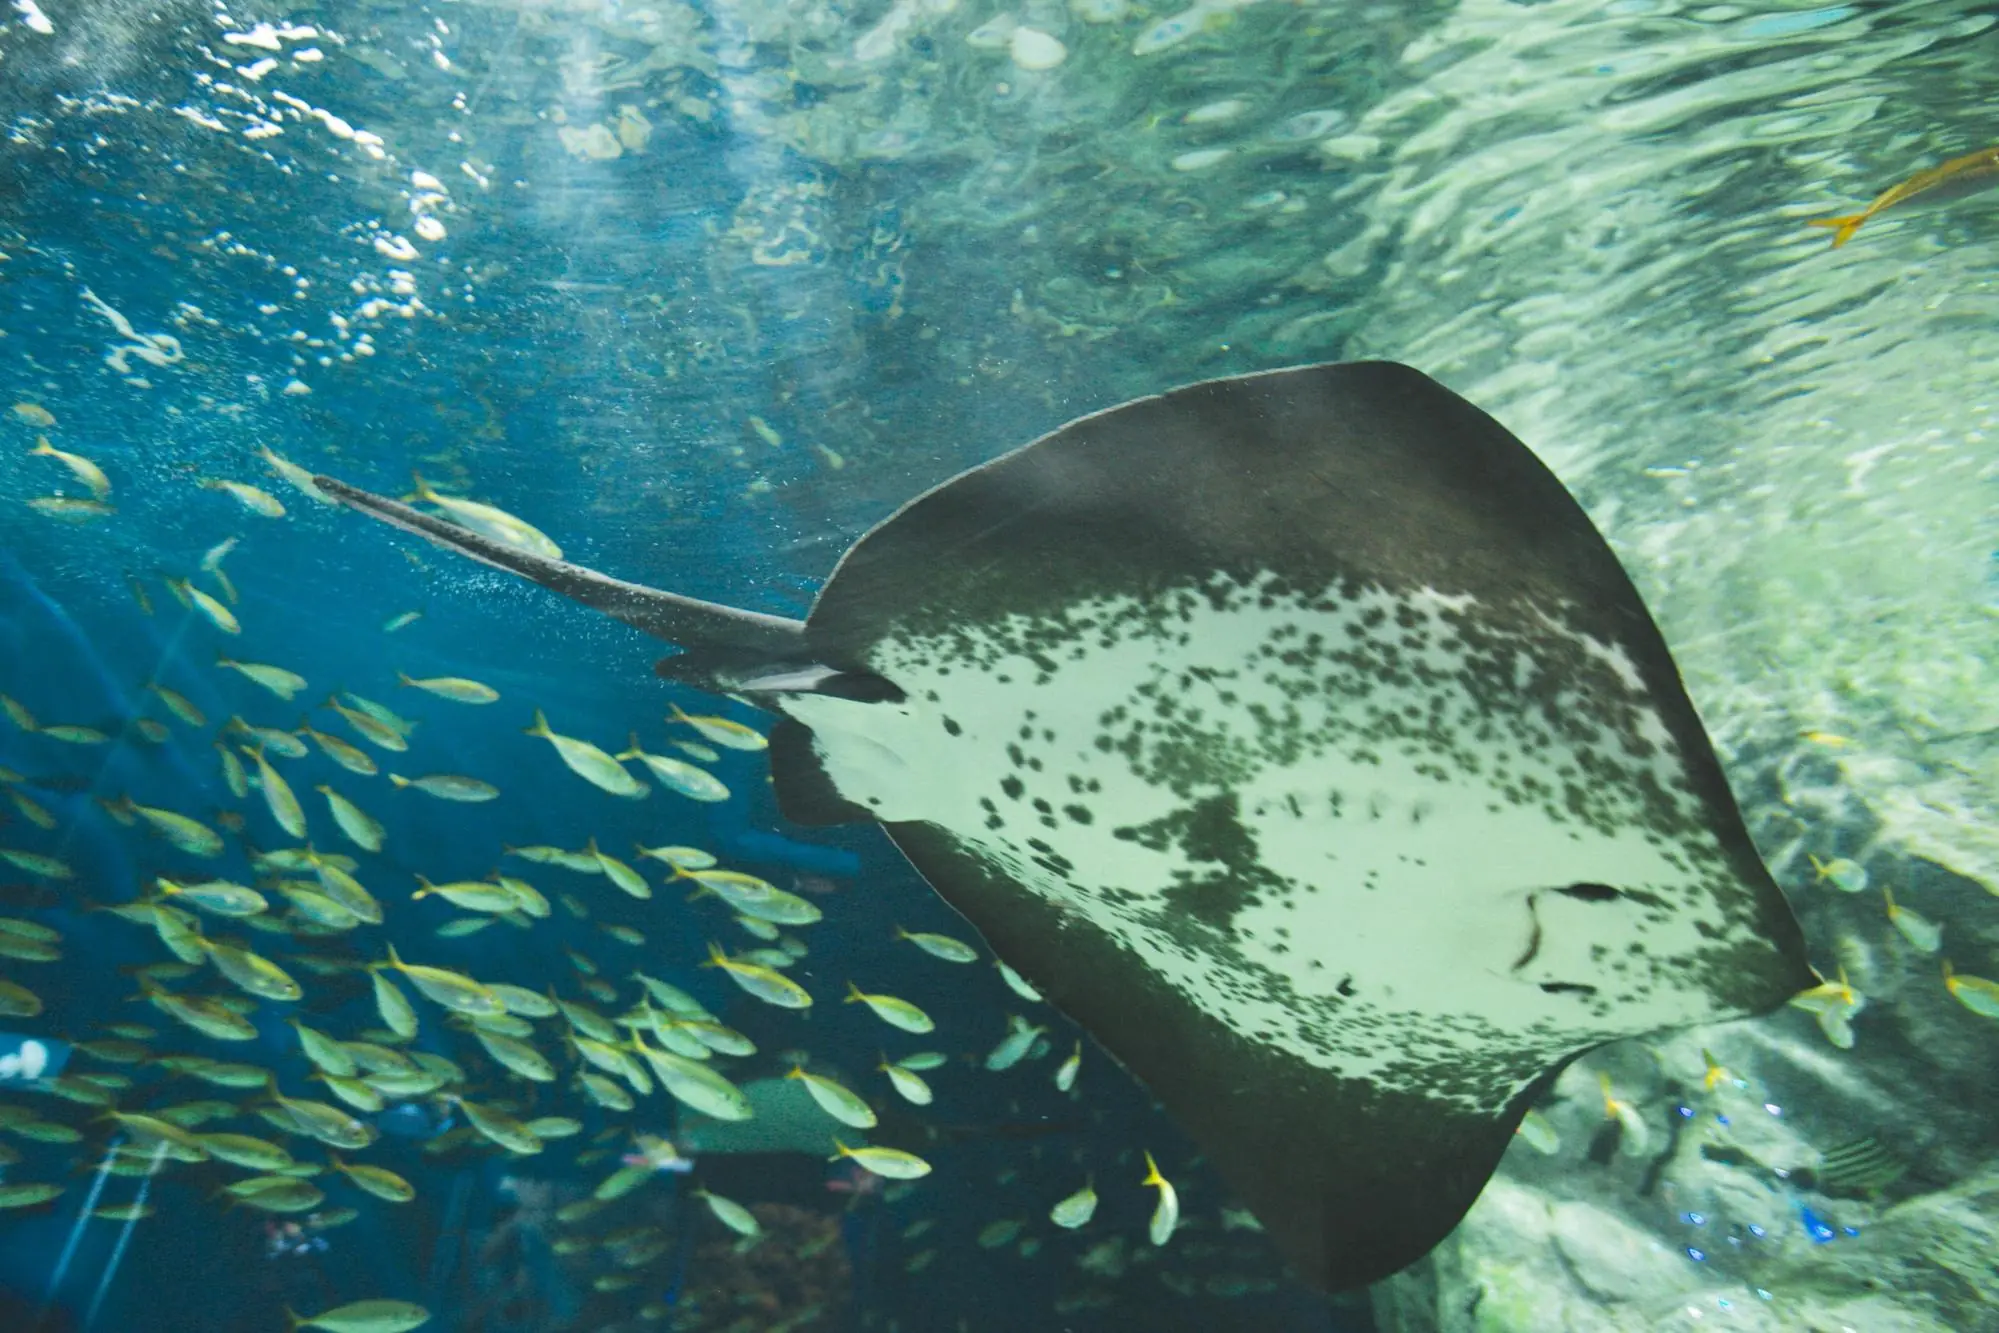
top-left (1554, 882), bottom-right (1620, 902)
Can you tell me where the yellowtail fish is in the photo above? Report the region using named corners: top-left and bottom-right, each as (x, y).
top-left (198, 935), bottom-right (302, 1001)
top-left (1810, 145), bottom-right (1999, 247)
top-left (703, 942), bottom-right (811, 1009)
top-left (672, 740), bottom-right (720, 763)
top-left (1597, 1073), bottom-right (1651, 1154)
top-left (1883, 887), bottom-right (1941, 954)
top-left (39, 724), bottom-right (108, 744)
top-left (1942, 959), bottom-right (1999, 1019)
top-left (226, 718), bottom-right (308, 758)
top-left (1514, 1109), bottom-right (1560, 1155)
top-left (409, 473), bottom-right (562, 560)
top-left (508, 843), bottom-right (602, 873)
top-left (257, 444), bottom-right (334, 505)
top-left (172, 579), bottom-right (241, 634)
top-left (985, 1015), bottom-right (1046, 1071)
top-left (330, 1155), bottom-right (416, 1203)
top-left (10, 402), bottom-right (56, 426)
top-left (397, 671), bottom-right (498, 704)
top-left (667, 704), bottom-right (768, 751)
top-left (452, 1094), bottom-right (544, 1154)
top-left (388, 772), bottom-right (499, 802)
top-left (324, 697), bottom-right (409, 752)
top-left (879, 1058), bottom-right (932, 1106)
top-left (290, 1019), bottom-right (357, 1076)
top-left (132, 717), bottom-right (170, 745)
top-left (830, 1139), bottom-right (931, 1180)
top-left (672, 867), bottom-right (822, 925)
top-left (375, 943), bottom-right (503, 1015)
top-left (411, 876), bottom-right (519, 913)
top-left (0, 694), bottom-right (36, 729)
top-left (615, 735), bottom-right (728, 803)
top-left (473, 1027), bottom-right (556, 1082)
top-left (370, 971), bottom-right (419, 1040)
top-left (693, 1187), bottom-right (761, 1237)
top-left (996, 960), bottom-right (1043, 1002)
top-left (630, 1040), bottom-right (751, 1120)
top-left (585, 838), bottom-right (649, 898)
top-left (199, 536), bottom-right (240, 603)
top-left (1054, 1040), bottom-right (1081, 1092)
top-left (145, 682), bottom-right (206, 727)
top-left (1141, 1152), bottom-right (1179, 1245)
top-left (316, 786), bottom-right (385, 851)
top-left (30, 437), bottom-right (111, 499)
top-left (844, 982), bottom-right (932, 1033)
top-left (382, 610), bottom-right (423, 633)
top-left (119, 800), bottom-right (225, 857)
top-left (217, 657), bottom-right (308, 699)
top-left (27, 497), bottom-right (113, 519)
top-left (1050, 1177), bottom-right (1097, 1228)
top-left (786, 1065), bottom-right (877, 1129)
top-left (202, 478), bottom-right (286, 517)
top-left (272, 1093), bottom-right (376, 1150)
top-left (299, 725), bottom-right (378, 776)
top-left (0, 848), bottom-right (72, 879)
top-left (525, 710), bottom-right (647, 798)
top-left (0, 979), bottom-right (44, 1018)
top-left (157, 878), bottom-right (268, 917)
top-left (285, 1299), bottom-right (432, 1333)
top-left (894, 926), bottom-right (978, 963)
top-left (244, 745), bottom-right (308, 838)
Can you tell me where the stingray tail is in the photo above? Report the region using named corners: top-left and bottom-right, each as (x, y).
top-left (1806, 213), bottom-right (1867, 248)
top-left (313, 473), bottom-right (812, 688)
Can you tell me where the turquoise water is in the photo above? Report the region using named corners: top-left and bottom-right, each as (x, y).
top-left (3, 0), bottom-right (1997, 1330)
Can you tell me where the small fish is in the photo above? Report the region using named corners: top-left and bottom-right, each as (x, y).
top-left (397, 671), bottom-right (498, 704)
top-left (0, 979), bottom-right (44, 1018)
top-left (330, 1155), bottom-right (416, 1203)
top-left (1141, 1151), bottom-right (1179, 1245)
top-left (375, 943), bottom-right (503, 1016)
top-left (524, 711), bottom-right (647, 798)
top-left (996, 960), bottom-right (1043, 1002)
top-left (787, 1065), bottom-right (878, 1129)
top-left (196, 1132), bottom-right (294, 1171)
top-left (244, 745), bottom-right (308, 837)
top-left (668, 703), bottom-right (768, 752)
top-left (1808, 854), bottom-right (1869, 894)
top-left (631, 1041), bottom-right (750, 1120)
top-left (830, 1138), bottom-right (931, 1180)
top-left (0, 695), bottom-right (36, 730)
top-left (586, 838), bottom-right (650, 898)
top-left (1597, 1073), bottom-right (1651, 1155)
top-left (672, 867), bottom-right (822, 925)
top-left (158, 877), bottom-right (268, 917)
top-left (199, 935), bottom-right (303, 1001)
top-left (173, 579), bottom-right (241, 634)
top-left (273, 1093), bottom-right (376, 1150)
top-left (145, 683), bottom-right (206, 727)
top-left (286, 1298), bottom-right (431, 1333)
top-left (894, 926), bottom-right (978, 963)
top-left (845, 982), bottom-right (933, 1033)
top-left (388, 772), bottom-right (499, 802)
top-left (704, 942), bottom-right (812, 1009)
top-left (317, 786), bottom-right (385, 852)
top-left (1701, 1048), bottom-right (1734, 1093)
top-left (10, 402), bottom-right (56, 427)
top-left (370, 971), bottom-right (419, 1040)
top-left (0, 1182), bottom-right (64, 1209)
top-left (257, 444), bottom-right (335, 505)
top-left (672, 740), bottom-right (721, 763)
top-left (1942, 959), bottom-right (1999, 1019)
top-left (28, 497), bottom-right (113, 519)
top-left (325, 697), bottom-right (409, 752)
top-left (985, 1015), bottom-right (1047, 1072)
top-left (694, 1186), bottom-right (761, 1237)
top-left (382, 610), bottom-right (423, 633)
top-left (1050, 1177), bottom-right (1098, 1229)
top-left (217, 657), bottom-right (308, 699)
top-left (0, 848), bottom-right (72, 879)
top-left (1054, 1040), bottom-right (1081, 1092)
top-left (1883, 887), bottom-right (1941, 953)
top-left (300, 726), bottom-right (379, 776)
top-left (203, 478), bottom-right (286, 517)
top-left (412, 875), bottom-right (519, 914)
top-left (30, 437), bottom-right (111, 499)
top-left (880, 1057), bottom-right (933, 1106)
top-left (132, 718), bottom-right (169, 745)
top-left (39, 724), bottom-right (108, 744)
top-left (1514, 1109), bottom-right (1560, 1155)
top-left (410, 473), bottom-right (562, 560)
top-left (1809, 145), bottom-right (1999, 247)
top-left (121, 800), bottom-right (226, 857)
top-left (616, 735), bottom-right (727, 803)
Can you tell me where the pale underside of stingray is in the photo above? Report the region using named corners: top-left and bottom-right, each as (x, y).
top-left (314, 360), bottom-right (1811, 1292)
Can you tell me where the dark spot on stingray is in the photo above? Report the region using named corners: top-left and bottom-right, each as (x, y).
top-left (1539, 981), bottom-right (1598, 997)
top-left (1556, 882), bottom-right (1621, 902)
top-left (942, 716), bottom-right (962, 736)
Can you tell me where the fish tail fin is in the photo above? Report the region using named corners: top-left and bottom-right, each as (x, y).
top-left (891, 924), bottom-right (908, 941)
top-left (411, 877), bottom-right (433, 900)
top-left (844, 981), bottom-right (866, 1004)
top-left (1141, 1151), bottom-right (1163, 1187)
top-left (407, 471), bottom-right (437, 504)
top-left (395, 671), bottom-right (414, 686)
top-left (385, 942), bottom-right (403, 970)
top-left (701, 941), bottom-right (726, 968)
top-left (616, 732), bottom-right (642, 760)
top-left (387, 773), bottom-right (411, 789)
top-left (29, 438), bottom-right (53, 456)
top-left (668, 704), bottom-right (692, 724)
top-left (828, 1138), bottom-right (850, 1162)
top-left (784, 1064), bottom-right (805, 1080)
top-left (1806, 213), bottom-right (1867, 247)
top-left (524, 709), bottom-right (551, 739)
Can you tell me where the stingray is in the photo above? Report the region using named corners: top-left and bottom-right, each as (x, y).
top-left (315, 360), bottom-right (1810, 1291)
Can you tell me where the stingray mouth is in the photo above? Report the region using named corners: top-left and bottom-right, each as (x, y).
top-left (1510, 881), bottom-right (1625, 990)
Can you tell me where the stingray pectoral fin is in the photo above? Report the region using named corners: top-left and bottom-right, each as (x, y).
top-left (313, 474), bottom-right (809, 679)
top-left (883, 822), bottom-right (1551, 1291)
